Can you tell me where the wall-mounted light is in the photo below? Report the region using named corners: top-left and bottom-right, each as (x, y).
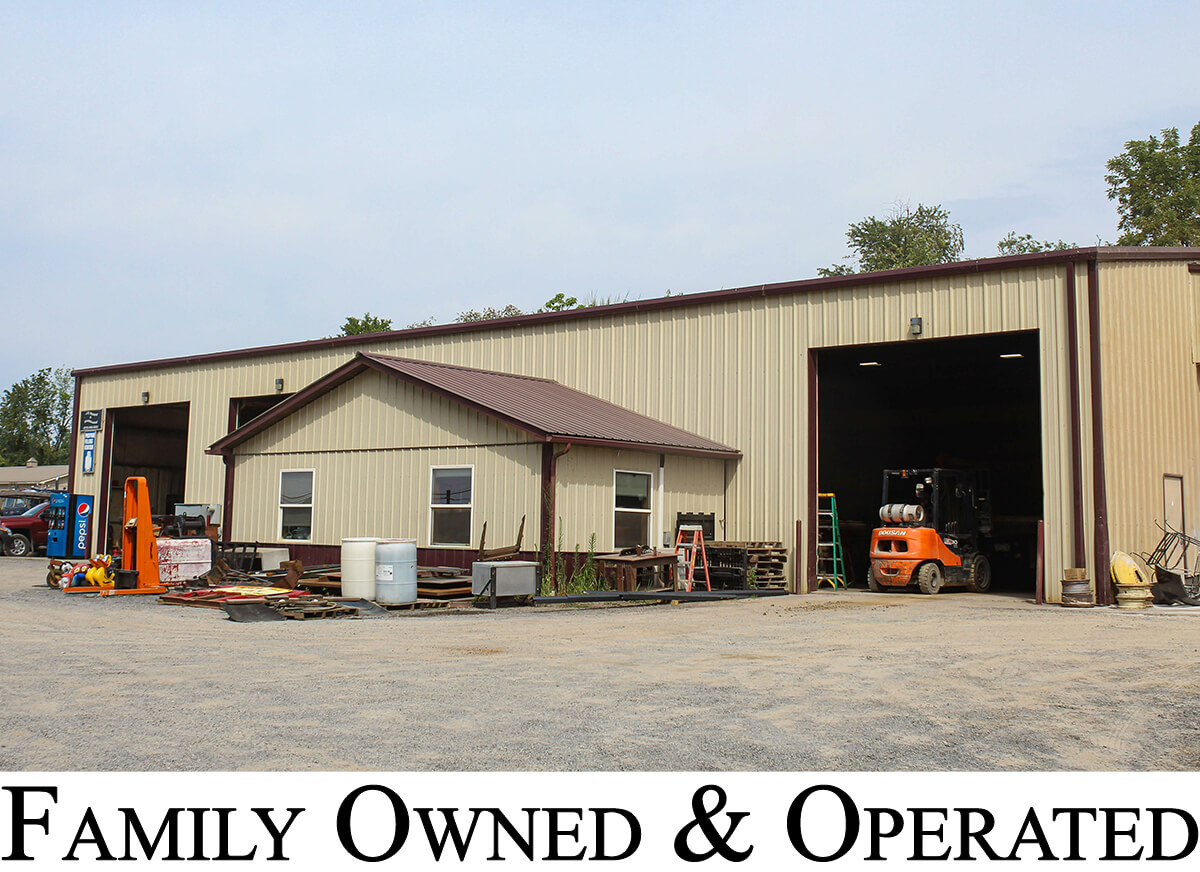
top-left (910, 317), bottom-right (923, 336)
top-left (140, 391), bottom-right (150, 405)
top-left (859, 361), bottom-right (882, 367)
top-left (999, 353), bottom-right (1024, 359)
top-left (275, 378), bottom-right (285, 394)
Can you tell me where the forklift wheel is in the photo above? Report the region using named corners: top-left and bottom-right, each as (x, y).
top-left (966, 553), bottom-right (992, 593)
top-left (917, 562), bottom-right (944, 595)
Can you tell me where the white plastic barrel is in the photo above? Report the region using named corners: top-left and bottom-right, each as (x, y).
top-left (375, 538), bottom-right (418, 604)
top-left (341, 537), bottom-right (378, 600)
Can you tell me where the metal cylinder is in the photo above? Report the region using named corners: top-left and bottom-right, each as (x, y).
top-left (1113, 581), bottom-right (1154, 610)
top-left (1060, 576), bottom-right (1094, 607)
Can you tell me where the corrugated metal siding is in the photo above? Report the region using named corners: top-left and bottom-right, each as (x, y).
top-left (1098, 261), bottom-right (1200, 564)
top-left (552, 447), bottom-right (726, 552)
top-left (234, 443), bottom-right (542, 548)
top-left (1032, 262), bottom-right (1093, 603)
top-left (240, 370), bottom-right (530, 455)
top-left (77, 263), bottom-right (1077, 592)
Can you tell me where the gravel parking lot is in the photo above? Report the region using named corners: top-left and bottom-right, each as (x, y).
top-left (2, 557), bottom-right (1199, 771)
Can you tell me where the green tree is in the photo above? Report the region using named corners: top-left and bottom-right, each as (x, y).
top-left (818, 202), bottom-right (964, 276)
top-left (1105, 122), bottom-right (1200, 245)
top-left (454, 304), bottom-right (525, 322)
top-left (539, 293), bottom-right (578, 312)
top-left (339, 312), bottom-right (393, 335)
top-left (0, 367), bottom-right (72, 466)
top-left (996, 232), bottom-right (1075, 256)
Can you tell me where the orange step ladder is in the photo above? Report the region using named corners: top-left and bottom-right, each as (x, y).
top-left (673, 524), bottom-right (712, 592)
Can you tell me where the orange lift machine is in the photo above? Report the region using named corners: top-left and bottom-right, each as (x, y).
top-left (64, 477), bottom-right (166, 596)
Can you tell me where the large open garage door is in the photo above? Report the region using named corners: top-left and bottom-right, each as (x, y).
top-left (816, 331), bottom-right (1042, 593)
top-left (100, 403), bottom-right (190, 551)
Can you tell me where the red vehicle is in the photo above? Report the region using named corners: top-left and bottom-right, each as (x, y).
top-left (0, 501), bottom-right (50, 557)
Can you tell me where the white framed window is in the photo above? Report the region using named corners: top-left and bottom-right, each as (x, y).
top-left (279, 469), bottom-right (314, 541)
top-left (614, 469), bottom-right (653, 549)
top-left (430, 465), bottom-right (473, 546)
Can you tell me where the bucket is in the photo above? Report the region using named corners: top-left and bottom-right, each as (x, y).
top-left (375, 539), bottom-right (418, 604)
top-left (1060, 574), bottom-right (1093, 608)
top-left (341, 538), bottom-right (378, 600)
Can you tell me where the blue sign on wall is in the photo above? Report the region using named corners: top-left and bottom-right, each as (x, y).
top-left (82, 432), bottom-right (96, 475)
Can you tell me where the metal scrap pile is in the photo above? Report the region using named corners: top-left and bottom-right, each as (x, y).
top-left (156, 559), bottom-right (373, 620)
top-left (1142, 525), bottom-right (1200, 606)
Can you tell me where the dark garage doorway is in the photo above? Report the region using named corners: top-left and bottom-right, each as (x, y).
top-left (816, 331), bottom-right (1042, 593)
top-left (100, 402), bottom-right (190, 551)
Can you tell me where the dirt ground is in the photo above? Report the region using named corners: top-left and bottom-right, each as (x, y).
top-left (2, 557), bottom-right (1199, 772)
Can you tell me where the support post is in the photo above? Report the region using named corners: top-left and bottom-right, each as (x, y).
top-left (1035, 519), bottom-right (1045, 605)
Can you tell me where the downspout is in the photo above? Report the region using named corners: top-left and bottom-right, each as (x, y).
top-left (657, 453), bottom-right (665, 548)
top-left (540, 441), bottom-right (572, 584)
top-left (1087, 258), bottom-right (1112, 604)
top-left (1065, 264), bottom-right (1086, 569)
top-left (722, 460), bottom-right (729, 540)
top-left (805, 348), bottom-right (818, 594)
top-left (223, 400), bottom-right (238, 542)
top-left (221, 455), bottom-right (235, 542)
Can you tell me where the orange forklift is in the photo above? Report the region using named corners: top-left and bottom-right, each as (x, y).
top-left (868, 468), bottom-right (992, 595)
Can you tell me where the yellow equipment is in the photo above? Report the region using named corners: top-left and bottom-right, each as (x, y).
top-left (64, 477), bottom-right (166, 596)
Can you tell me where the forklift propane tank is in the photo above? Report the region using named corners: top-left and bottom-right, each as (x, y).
top-left (879, 504), bottom-right (925, 525)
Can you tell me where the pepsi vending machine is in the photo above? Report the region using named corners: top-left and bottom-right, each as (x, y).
top-left (46, 492), bottom-right (94, 560)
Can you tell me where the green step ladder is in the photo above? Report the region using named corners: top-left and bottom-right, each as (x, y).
top-left (816, 492), bottom-right (847, 589)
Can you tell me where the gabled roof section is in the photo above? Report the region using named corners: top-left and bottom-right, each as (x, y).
top-left (207, 353), bottom-right (740, 459)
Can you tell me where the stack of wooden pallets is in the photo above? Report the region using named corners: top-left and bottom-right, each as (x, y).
top-left (416, 566), bottom-right (473, 600)
top-left (707, 541), bottom-right (789, 589)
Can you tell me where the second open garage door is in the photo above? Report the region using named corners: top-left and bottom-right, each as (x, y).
top-left (816, 330), bottom-right (1042, 594)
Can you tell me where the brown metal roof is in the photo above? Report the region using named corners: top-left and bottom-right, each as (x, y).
top-left (75, 246), bottom-right (1200, 378)
top-left (208, 353), bottom-right (740, 459)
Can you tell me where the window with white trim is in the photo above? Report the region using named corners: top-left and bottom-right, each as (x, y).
top-left (430, 465), bottom-right (473, 546)
top-left (614, 470), bottom-right (653, 548)
top-left (279, 469), bottom-right (314, 541)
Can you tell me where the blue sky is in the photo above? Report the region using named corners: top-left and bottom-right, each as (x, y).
top-left (2, 1), bottom-right (1198, 390)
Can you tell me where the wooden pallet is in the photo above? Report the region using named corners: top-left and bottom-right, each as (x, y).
top-left (276, 603), bottom-right (358, 620)
top-left (378, 598), bottom-right (475, 611)
top-left (418, 575), bottom-right (473, 600)
top-left (707, 542), bottom-right (787, 589)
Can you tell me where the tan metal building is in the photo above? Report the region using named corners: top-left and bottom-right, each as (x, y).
top-left (68, 247), bottom-right (1200, 601)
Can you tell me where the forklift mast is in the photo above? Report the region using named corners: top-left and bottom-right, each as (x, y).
top-left (881, 468), bottom-right (992, 552)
